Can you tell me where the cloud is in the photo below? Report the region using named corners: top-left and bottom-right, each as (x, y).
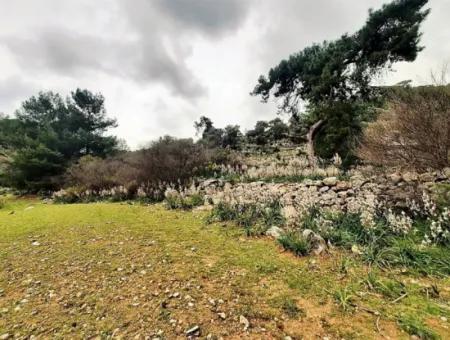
top-left (154, 0), bottom-right (250, 35)
top-left (1, 0), bottom-right (252, 100)
top-left (0, 76), bottom-right (37, 114)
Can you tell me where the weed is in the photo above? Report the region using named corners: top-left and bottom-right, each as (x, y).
top-left (278, 232), bottom-right (312, 256)
top-left (397, 314), bottom-right (439, 340)
top-left (332, 287), bottom-right (354, 312)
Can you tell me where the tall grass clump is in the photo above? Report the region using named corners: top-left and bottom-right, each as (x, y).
top-left (207, 200), bottom-right (285, 236)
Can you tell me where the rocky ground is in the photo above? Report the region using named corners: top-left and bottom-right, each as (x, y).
top-left (0, 198), bottom-right (449, 339)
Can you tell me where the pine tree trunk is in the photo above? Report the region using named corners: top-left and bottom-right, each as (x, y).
top-left (307, 119), bottom-right (324, 168)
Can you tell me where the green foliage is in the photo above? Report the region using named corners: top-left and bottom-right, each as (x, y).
top-left (245, 118), bottom-right (289, 146)
top-left (280, 297), bottom-right (303, 318)
top-left (432, 183), bottom-right (450, 209)
top-left (252, 0), bottom-right (429, 162)
top-left (278, 232), bottom-right (311, 257)
top-left (397, 314), bottom-right (439, 340)
top-left (164, 193), bottom-right (204, 211)
top-left (332, 287), bottom-right (354, 312)
top-left (207, 201), bottom-right (284, 236)
top-left (194, 116), bottom-right (243, 150)
top-left (0, 89), bottom-right (119, 191)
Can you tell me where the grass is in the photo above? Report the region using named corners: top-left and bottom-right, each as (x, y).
top-left (0, 196), bottom-right (449, 338)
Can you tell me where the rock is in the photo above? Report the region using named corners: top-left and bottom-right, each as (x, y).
top-left (282, 206), bottom-right (297, 220)
top-left (419, 173), bottom-right (435, 182)
top-left (323, 177), bottom-right (338, 186)
top-left (388, 173), bottom-right (402, 184)
top-left (266, 226), bottom-right (283, 239)
top-left (186, 325), bottom-right (200, 337)
top-left (31, 241), bottom-right (40, 246)
top-left (443, 167), bottom-right (450, 179)
top-left (335, 181), bottom-right (351, 191)
top-left (202, 179), bottom-right (220, 188)
top-left (319, 186), bottom-right (329, 193)
top-left (302, 229), bottom-right (326, 256)
top-left (402, 172), bottom-right (418, 182)
top-left (217, 312), bottom-right (226, 319)
top-left (239, 315), bottom-right (250, 330)
top-left (0, 334), bottom-right (11, 340)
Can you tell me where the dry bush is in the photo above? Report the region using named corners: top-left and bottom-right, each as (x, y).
top-left (66, 155), bottom-right (137, 191)
top-left (131, 136), bottom-right (210, 185)
top-left (358, 85), bottom-right (450, 171)
top-left (66, 136), bottom-right (214, 192)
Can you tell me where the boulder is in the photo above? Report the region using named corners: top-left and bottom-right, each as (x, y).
top-left (302, 229), bottom-right (326, 255)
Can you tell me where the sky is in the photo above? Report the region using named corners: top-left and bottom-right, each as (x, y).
top-left (0, 0), bottom-right (448, 149)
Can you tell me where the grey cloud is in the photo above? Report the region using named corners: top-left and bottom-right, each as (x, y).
top-left (0, 0), bottom-right (252, 100)
top-left (155, 0), bottom-right (250, 35)
top-left (1, 28), bottom-right (206, 98)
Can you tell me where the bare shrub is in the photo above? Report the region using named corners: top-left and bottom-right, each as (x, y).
top-left (358, 85), bottom-right (450, 171)
top-left (66, 155), bottom-right (137, 191)
top-left (66, 136), bottom-right (214, 194)
top-left (132, 136), bottom-right (210, 185)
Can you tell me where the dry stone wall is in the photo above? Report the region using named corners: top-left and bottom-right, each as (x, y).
top-left (197, 169), bottom-right (450, 224)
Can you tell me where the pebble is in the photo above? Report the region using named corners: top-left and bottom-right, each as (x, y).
top-left (239, 315), bottom-right (250, 330)
top-left (186, 325), bottom-right (200, 336)
top-left (0, 334), bottom-right (10, 340)
top-left (217, 312), bottom-right (226, 320)
top-left (31, 241), bottom-right (40, 246)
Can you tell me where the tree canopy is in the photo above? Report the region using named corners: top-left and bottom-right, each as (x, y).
top-left (252, 0), bottom-right (430, 164)
top-left (0, 89), bottom-right (120, 191)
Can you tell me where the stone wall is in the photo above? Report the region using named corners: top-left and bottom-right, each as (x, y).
top-left (197, 169), bottom-right (450, 224)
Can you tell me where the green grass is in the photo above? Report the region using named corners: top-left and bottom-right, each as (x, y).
top-left (0, 197), bottom-right (449, 338)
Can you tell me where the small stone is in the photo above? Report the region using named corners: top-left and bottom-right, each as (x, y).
top-left (266, 226), bottom-right (283, 239)
top-left (323, 177), bottom-right (338, 186)
top-left (31, 241), bottom-right (40, 246)
top-left (208, 298), bottom-right (216, 306)
top-left (239, 315), bottom-right (250, 330)
top-left (0, 334), bottom-right (11, 340)
top-left (186, 325), bottom-right (200, 336)
top-left (319, 186), bottom-right (329, 193)
top-left (217, 312), bottom-right (226, 320)
top-left (440, 316), bottom-right (448, 322)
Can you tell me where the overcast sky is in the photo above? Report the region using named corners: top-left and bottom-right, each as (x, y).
top-left (0, 0), bottom-right (448, 148)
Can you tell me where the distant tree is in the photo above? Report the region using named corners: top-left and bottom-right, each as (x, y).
top-left (194, 116), bottom-right (224, 148)
top-left (246, 121), bottom-right (269, 146)
top-left (267, 118), bottom-right (289, 141)
top-left (222, 125), bottom-right (243, 150)
top-left (1, 89), bottom-right (119, 191)
top-left (252, 0), bottom-right (430, 166)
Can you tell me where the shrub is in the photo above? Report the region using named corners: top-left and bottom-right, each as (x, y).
top-left (358, 85), bottom-right (450, 171)
top-left (207, 201), bottom-right (284, 236)
top-left (64, 136), bottom-right (214, 202)
top-left (164, 190), bottom-right (204, 210)
top-left (278, 232), bottom-right (312, 256)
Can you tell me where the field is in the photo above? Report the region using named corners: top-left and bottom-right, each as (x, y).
top-left (0, 197), bottom-right (449, 339)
